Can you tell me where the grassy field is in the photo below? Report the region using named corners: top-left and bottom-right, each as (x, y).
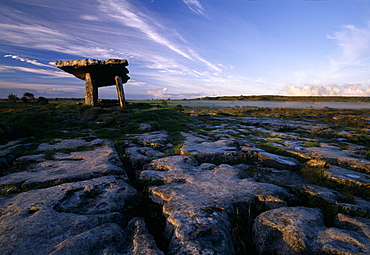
top-left (0, 101), bottom-right (191, 145)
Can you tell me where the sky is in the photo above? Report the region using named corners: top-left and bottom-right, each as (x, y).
top-left (1, 0), bottom-right (370, 100)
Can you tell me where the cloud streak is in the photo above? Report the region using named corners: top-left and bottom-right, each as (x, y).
top-left (99, 0), bottom-right (194, 60)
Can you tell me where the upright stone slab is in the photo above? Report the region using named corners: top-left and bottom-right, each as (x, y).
top-left (55, 59), bottom-right (130, 107)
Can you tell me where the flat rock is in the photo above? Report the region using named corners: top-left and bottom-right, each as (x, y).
top-left (0, 176), bottom-right (137, 255)
top-left (125, 146), bottom-right (165, 171)
top-left (0, 139), bottom-right (127, 193)
top-left (180, 132), bottom-right (246, 163)
top-left (140, 156), bottom-right (294, 254)
top-left (258, 151), bottom-right (302, 170)
top-left (37, 138), bottom-right (100, 151)
top-left (325, 166), bottom-right (370, 185)
top-left (131, 131), bottom-right (170, 148)
top-left (292, 184), bottom-right (348, 204)
top-left (305, 143), bottom-right (370, 173)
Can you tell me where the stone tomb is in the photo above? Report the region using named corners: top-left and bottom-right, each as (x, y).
top-left (55, 59), bottom-right (130, 106)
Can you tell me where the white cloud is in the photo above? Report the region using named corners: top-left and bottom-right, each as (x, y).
top-left (283, 84), bottom-right (370, 96)
top-left (146, 87), bottom-right (168, 98)
top-left (182, 0), bottom-right (206, 16)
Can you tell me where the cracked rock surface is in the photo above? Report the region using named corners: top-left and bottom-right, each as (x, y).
top-left (1, 111), bottom-right (370, 254)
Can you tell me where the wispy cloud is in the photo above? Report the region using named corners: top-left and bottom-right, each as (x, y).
top-left (327, 23), bottom-right (370, 71)
top-left (182, 0), bottom-right (206, 16)
top-left (99, 0), bottom-right (193, 60)
top-left (289, 23), bottom-right (370, 88)
top-left (98, 0), bottom-right (221, 74)
top-left (4, 55), bottom-right (54, 68)
top-left (79, 15), bottom-right (100, 21)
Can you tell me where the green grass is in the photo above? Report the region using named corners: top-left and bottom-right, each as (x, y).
top-left (0, 102), bottom-right (192, 145)
top-left (302, 140), bottom-right (320, 147)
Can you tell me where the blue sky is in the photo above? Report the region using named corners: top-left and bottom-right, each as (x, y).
top-left (1, 0), bottom-right (370, 99)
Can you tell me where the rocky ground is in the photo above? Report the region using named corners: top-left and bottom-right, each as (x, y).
top-left (1, 112), bottom-right (370, 254)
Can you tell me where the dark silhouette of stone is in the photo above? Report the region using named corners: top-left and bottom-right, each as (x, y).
top-left (55, 59), bottom-right (130, 106)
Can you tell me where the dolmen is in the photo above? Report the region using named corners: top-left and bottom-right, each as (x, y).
top-left (55, 59), bottom-right (130, 107)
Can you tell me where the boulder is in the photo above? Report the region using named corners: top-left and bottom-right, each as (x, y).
top-left (253, 206), bottom-right (324, 254)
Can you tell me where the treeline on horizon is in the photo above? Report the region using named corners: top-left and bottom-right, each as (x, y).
top-left (198, 95), bottom-right (370, 103)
